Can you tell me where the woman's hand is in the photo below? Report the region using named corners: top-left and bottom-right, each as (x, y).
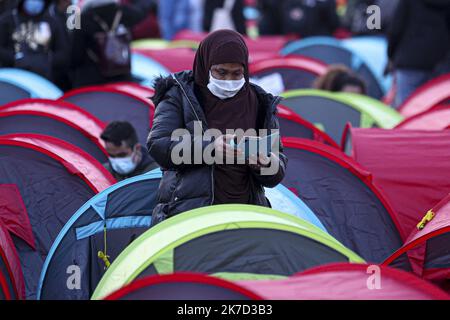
top-left (214, 134), bottom-right (243, 163)
top-left (248, 152), bottom-right (279, 171)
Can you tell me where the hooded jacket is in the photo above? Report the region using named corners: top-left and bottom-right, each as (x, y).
top-left (0, 0), bottom-right (69, 80)
top-left (388, 0), bottom-right (450, 71)
top-left (147, 71), bottom-right (287, 224)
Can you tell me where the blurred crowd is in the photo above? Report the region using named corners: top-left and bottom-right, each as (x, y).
top-left (0, 0), bottom-right (449, 107)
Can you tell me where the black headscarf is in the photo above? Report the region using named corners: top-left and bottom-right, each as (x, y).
top-left (193, 29), bottom-right (258, 133)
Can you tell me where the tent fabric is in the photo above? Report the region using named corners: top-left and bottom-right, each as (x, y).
top-left (384, 194), bottom-right (450, 291)
top-left (348, 128), bottom-right (450, 239)
top-left (92, 205), bottom-right (363, 300)
top-left (104, 273), bottom-right (262, 300)
top-left (277, 104), bottom-right (338, 148)
top-left (281, 137), bottom-right (404, 263)
top-left (396, 108), bottom-right (450, 131)
top-left (38, 169), bottom-right (326, 300)
top-left (103, 83), bottom-right (155, 100)
top-left (0, 220), bottom-right (24, 300)
top-left (280, 90), bottom-right (403, 144)
top-left (60, 87), bottom-right (155, 146)
top-left (341, 36), bottom-right (392, 93)
top-left (280, 37), bottom-right (385, 99)
top-left (0, 134), bottom-right (114, 299)
top-left (134, 48), bottom-right (197, 73)
top-left (238, 263), bottom-right (450, 300)
top-left (0, 99), bottom-right (108, 162)
top-left (0, 68), bottom-right (62, 101)
top-left (131, 52), bottom-right (171, 87)
top-left (399, 74), bottom-right (450, 118)
top-left (37, 170), bottom-right (161, 300)
top-left (249, 57), bottom-right (327, 92)
top-left (0, 80), bottom-right (31, 106)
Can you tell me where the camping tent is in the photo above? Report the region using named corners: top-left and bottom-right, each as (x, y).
top-left (134, 48), bottom-right (196, 73)
top-left (281, 137), bottom-right (404, 262)
top-left (0, 99), bottom-right (108, 163)
top-left (0, 68), bottom-right (62, 105)
top-left (104, 273), bottom-right (262, 300)
top-left (399, 74), bottom-right (450, 118)
top-left (37, 170), bottom-right (161, 300)
top-left (341, 36), bottom-right (392, 93)
top-left (277, 105), bottom-right (338, 147)
top-left (131, 53), bottom-right (171, 87)
top-left (103, 83), bottom-right (154, 100)
top-left (0, 221), bottom-right (24, 300)
top-left (280, 90), bottom-right (403, 145)
top-left (0, 134), bottom-right (115, 299)
top-left (384, 194), bottom-right (450, 292)
top-left (92, 205), bottom-right (363, 299)
top-left (345, 128), bottom-right (450, 240)
top-left (238, 263), bottom-right (450, 300)
top-left (396, 108), bottom-right (450, 131)
top-left (249, 57), bottom-right (327, 94)
top-left (38, 168), bottom-right (328, 299)
top-left (60, 86), bottom-right (155, 146)
top-left (281, 37), bottom-right (385, 99)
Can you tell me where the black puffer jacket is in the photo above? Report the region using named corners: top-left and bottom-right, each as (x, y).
top-left (147, 71), bottom-right (287, 223)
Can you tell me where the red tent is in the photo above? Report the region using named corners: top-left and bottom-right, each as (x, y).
top-left (133, 48), bottom-right (196, 73)
top-left (399, 74), bottom-right (450, 118)
top-left (60, 86), bottom-right (155, 145)
top-left (395, 108), bottom-right (450, 131)
top-left (104, 273), bottom-right (262, 300)
top-left (384, 194), bottom-right (450, 292)
top-left (103, 82), bottom-right (154, 100)
top-left (0, 220), bottom-right (25, 299)
top-left (238, 263), bottom-right (450, 300)
top-left (277, 105), bottom-right (338, 147)
top-left (0, 99), bottom-right (107, 162)
top-left (249, 56), bottom-right (327, 92)
top-left (347, 128), bottom-right (450, 239)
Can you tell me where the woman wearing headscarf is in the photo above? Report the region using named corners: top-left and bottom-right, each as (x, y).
top-left (148, 30), bottom-right (287, 224)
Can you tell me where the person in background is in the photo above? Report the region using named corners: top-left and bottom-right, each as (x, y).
top-left (0, 0), bottom-right (69, 81)
top-left (71, 0), bottom-right (152, 87)
top-left (313, 65), bottom-right (367, 94)
top-left (388, 0), bottom-right (450, 107)
top-left (101, 121), bottom-right (158, 181)
top-left (0, 0), bottom-right (18, 12)
top-left (48, 0), bottom-right (73, 91)
top-left (189, 0), bottom-right (204, 33)
top-left (258, 0), bottom-right (339, 37)
top-left (158, 0), bottom-right (190, 40)
top-left (203, 0), bottom-right (246, 35)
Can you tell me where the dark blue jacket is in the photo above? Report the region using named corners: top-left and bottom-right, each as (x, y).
top-left (147, 71), bottom-right (287, 224)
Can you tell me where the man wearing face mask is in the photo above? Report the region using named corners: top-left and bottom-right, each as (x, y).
top-left (0, 0), bottom-right (69, 81)
top-left (148, 30), bottom-right (287, 225)
top-left (101, 121), bottom-right (158, 181)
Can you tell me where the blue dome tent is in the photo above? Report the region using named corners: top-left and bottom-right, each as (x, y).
top-left (0, 69), bottom-right (62, 105)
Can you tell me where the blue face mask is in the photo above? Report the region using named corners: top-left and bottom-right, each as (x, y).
top-left (23, 0), bottom-right (46, 16)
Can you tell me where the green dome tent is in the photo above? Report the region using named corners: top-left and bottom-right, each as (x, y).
top-left (280, 90), bottom-right (403, 144)
top-left (92, 205), bottom-right (363, 299)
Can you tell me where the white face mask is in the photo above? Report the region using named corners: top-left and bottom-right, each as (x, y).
top-left (207, 71), bottom-right (245, 100)
top-left (109, 153), bottom-right (137, 175)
